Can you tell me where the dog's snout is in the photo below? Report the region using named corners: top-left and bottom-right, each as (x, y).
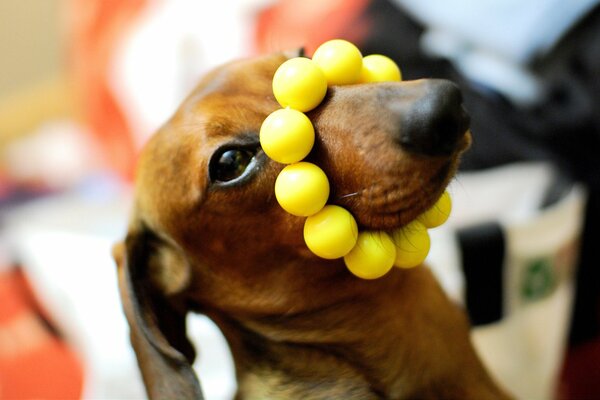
top-left (393, 80), bottom-right (469, 156)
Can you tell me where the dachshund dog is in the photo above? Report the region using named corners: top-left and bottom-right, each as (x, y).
top-left (113, 51), bottom-right (512, 399)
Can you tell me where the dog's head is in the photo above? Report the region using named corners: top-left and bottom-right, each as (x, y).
top-left (114, 52), bottom-right (470, 398)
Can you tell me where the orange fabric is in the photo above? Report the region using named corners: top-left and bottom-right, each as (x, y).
top-left (0, 272), bottom-right (27, 323)
top-left (67, 0), bottom-right (148, 180)
top-left (0, 270), bottom-right (83, 399)
top-left (255, 0), bottom-right (372, 56)
top-left (0, 334), bottom-right (83, 399)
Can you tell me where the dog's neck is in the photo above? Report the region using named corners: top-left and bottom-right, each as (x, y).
top-left (204, 266), bottom-right (501, 399)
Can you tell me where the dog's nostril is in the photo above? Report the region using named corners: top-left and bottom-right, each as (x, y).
top-left (397, 80), bottom-right (469, 156)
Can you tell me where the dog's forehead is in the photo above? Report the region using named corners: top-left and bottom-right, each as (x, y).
top-left (173, 53), bottom-right (286, 136)
top-left (198, 53), bottom-right (285, 96)
top-left (133, 53), bottom-right (287, 234)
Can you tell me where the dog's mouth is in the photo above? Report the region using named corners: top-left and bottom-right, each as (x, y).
top-left (335, 135), bottom-right (467, 231)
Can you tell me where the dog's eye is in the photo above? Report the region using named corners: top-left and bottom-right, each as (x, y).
top-left (209, 148), bottom-right (256, 183)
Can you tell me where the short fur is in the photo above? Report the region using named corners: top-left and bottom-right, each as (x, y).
top-left (114, 53), bottom-right (512, 399)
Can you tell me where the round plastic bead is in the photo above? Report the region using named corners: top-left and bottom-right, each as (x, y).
top-left (275, 162), bottom-right (330, 217)
top-left (272, 58), bottom-right (328, 112)
top-left (304, 205), bottom-right (358, 259)
top-left (312, 39), bottom-right (363, 85)
top-left (360, 54), bottom-right (402, 83)
top-left (260, 108), bottom-right (315, 164)
top-left (391, 221), bottom-right (431, 268)
top-left (343, 231), bottom-right (396, 279)
top-left (418, 191), bottom-right (452, 228)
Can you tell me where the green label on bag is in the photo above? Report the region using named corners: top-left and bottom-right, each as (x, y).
top-left (522, 258), bottom-right (556, 302)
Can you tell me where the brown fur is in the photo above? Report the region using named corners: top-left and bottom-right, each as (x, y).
top-left (114, 52), bottom-right (512, 399)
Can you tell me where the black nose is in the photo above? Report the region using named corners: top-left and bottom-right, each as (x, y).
top-left (393, 80), bottom-right (469, 156)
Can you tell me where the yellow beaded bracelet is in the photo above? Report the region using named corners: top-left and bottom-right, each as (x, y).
top-left (260, 39), bottom-right (451, 279)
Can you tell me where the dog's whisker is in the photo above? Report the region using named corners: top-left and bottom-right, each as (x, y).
top-left (451, 175), bottom-right (468, 197)
top-left (337, 191), bottom-right (361, 200)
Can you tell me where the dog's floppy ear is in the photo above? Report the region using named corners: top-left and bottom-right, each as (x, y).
top-left (114, 229), bottom-right (204, 399)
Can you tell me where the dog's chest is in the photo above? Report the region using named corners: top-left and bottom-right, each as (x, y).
top-left (235, 368), bottom-right (380, 400)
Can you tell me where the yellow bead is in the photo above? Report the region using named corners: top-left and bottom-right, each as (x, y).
top-left (360, 54), bottom-right (402, 83)
top-left (343, 231), bottom-right (396, 279)
top-left (304, 205), bottom-right (358, 259)
top-left (312, 39), bottom-right (363, 85)
top-left (391, 221), bottom-right (430, 268)
top-left (275, 162), bottom-right (329, 217)
top-left (273, 58), bottom-right (328, 112)
top-left (419, 191), bottom-right (452, 228)
top-left (260, 108), bottom-right (315, 164)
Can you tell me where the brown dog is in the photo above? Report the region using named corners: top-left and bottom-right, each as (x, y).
top-left (113, 51), bottom-right (512, 399)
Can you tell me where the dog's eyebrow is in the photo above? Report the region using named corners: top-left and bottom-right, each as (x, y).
top-left (217, 131), bottom-right (260, 146)
top-left (201, 115), bottom-right (261, 141)
top-left (202, 120), bottom-right (230, 136)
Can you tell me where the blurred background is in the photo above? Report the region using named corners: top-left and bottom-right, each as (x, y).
top-left (0, 0), bottom-right (599, 398)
